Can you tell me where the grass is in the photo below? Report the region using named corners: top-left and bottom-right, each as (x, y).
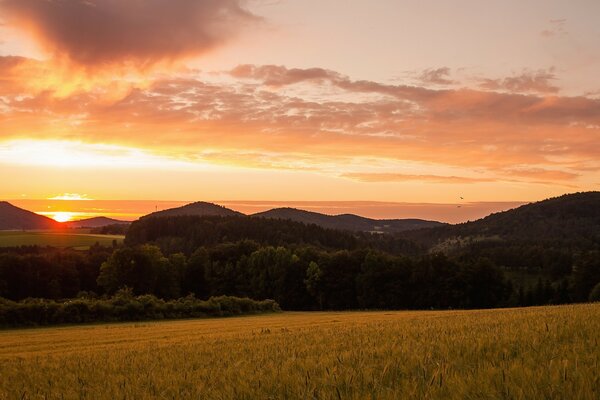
top-left (0, 303), bottom-right (598, 399)
top-left (0, 231), bottom-right (124, 249)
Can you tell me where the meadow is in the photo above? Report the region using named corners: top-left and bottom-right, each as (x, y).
top-left (1, 303), bottom-right (598, 399)
top-left (0, 231), bottom-right (124, 250)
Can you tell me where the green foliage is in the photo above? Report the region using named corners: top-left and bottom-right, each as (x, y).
top-left (125, 214), bottom-right (421, 255)
top-left (2, 193), bottom-right (599, 312)
top-left (403, 192), bottom-right (600, 246)
top-left (572, 251), bottom-right (600, 301)
top-left (0, 245), bottom-right (111, 300)
top-left (0, 294), bottom-right (280, 328)
top-left (589, 282), bottom-right (600, 302)
top-left (97, 245), bottom-right (179, 298)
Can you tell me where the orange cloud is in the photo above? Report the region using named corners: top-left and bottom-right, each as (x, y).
top-left (341, 173), bottom-right (492, 184)
top-left (0, 0), bottom-right (257, 68)
top-left (502, 168), bottom-right (580, 181)
top-left (418, 67), bottom-right (454, 85)
top-left (479, 69), bottom-right (559, 94)
top-left (1, 59), bottom-right (598, 191)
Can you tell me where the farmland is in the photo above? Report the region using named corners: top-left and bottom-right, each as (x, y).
top-left (1, 303), bottom-right (598, 399)
top-left (0, 231), bottom-right (124, 249)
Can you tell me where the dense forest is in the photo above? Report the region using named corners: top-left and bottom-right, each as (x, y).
top-left (1, 193), bottom-right (599, 321)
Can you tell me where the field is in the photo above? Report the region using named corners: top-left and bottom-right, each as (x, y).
top-left (0, 231), bottom-right (124, 249)
top-left (1, 304), bottom-right (599, 399)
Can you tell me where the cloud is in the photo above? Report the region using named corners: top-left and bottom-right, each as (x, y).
top-left (541, 19), bottom-right (567, 37)
top-left (341, 173), bottom-right (492, 184)
top-left (418, 67), bottom-right (454, 85)
top-left (479, 69), bottom-right (559, 94)
top-left (1, 59), bottom-right (598, 190)
top-left (0, 0), bottom-right (258, 67)
top-left (502, 168), bottom-right (579, 181)
top-left (230, 64), bottom-right (341, 86)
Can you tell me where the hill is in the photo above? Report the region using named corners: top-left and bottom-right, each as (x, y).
top-left (0, 201), bottom-right (61, 230)
top-left (66, 217), bottom-right (129, 229)
top-left (144, 202), bottom-right (243, 219)
top-left (253, 207), bottom-right (444, 233)
top-left (403, 192), bottom-right (600, 247)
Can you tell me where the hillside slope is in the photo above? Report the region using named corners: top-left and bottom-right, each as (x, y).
top-left (144, 202), bottom-right (243, 219)
top-left (0, 201), bottom-right (61, 230)
top-left (66, 217), bottom-right (129, 229)
top-left (403, 192), bottom-right (600, 246)
top-left (253, 207), bottom-right (444, 233)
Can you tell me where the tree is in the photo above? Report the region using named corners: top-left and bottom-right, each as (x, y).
top-left (305, 261), bottom-right (323, 310)
top-left (589, 282), bottom-right (600, 302)
top-left (182, 248), bottom-right (209, 298)
top-left (97, 245), bottom-right (171, 296)
top-left (356, 251), bottom-right (411, 309)
top-left (572, 251), bottom-right (600, 301)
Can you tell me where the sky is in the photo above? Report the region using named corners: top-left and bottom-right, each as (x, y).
top-left (0, 0), bottom-right (599, 222)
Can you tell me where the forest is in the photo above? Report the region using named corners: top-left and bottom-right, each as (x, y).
top-left (1, 193), bottom-right (599, 326)
top-left (1, 212), bottom-right (599, 324)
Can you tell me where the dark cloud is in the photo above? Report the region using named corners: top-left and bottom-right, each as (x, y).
top-left (0, 0), bottom-right (258, 67)
top-left (479, 69), bottom-right (559, 94)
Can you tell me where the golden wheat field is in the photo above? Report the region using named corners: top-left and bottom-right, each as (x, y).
top-left (1, 304), bottom-right (599, 399)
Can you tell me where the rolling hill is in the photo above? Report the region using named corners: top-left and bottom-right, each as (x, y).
top-left (66, 217), bottom-right (130, 229)
top-left (252, 207), bottom-right (444, 233)
top-left (402, 192), bottom-right (600, 247)
top-left (0, 201), bottom-right (61, 230)
top-left (144, 201), bottom-right (243, 219)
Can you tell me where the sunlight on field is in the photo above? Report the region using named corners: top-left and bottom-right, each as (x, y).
top-left (0, 231), bottom-right (123, 249)
top-left (1, 304), bottom-right (599, 399)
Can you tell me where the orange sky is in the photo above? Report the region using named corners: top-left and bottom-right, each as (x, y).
top-left (0, 0), bottom-right (599, 222)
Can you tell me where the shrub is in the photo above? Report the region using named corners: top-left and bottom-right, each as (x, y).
top-left (589, 282), bottom-right (600, 302)
top-left (0, 295), bottom-right (280, 328)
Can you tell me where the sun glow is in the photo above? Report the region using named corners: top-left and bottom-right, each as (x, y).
top-left (52, 212), bottom-right (74, 223)
top-left (48, 193), bottom-right (92, 201)
top-left (0, 140), bottom-right (201, 169)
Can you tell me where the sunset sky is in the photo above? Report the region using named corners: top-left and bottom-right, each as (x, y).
top-left (1, 0), bottom-right (599, 222)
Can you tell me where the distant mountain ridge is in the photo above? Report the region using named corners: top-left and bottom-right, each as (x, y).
top-left (252, 207), bottom-right (444, 233)
top-left (141, 202), bottom-right (444, 233)
top-left (0, 201), bottom-right (61, 230)
top-left (66, 217), bottom-right (130, 229)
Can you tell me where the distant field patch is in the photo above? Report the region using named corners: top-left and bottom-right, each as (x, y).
top-left (0, 304), bottom-right (598, 399)
top-left (0, 231), bottom-right (124, 249)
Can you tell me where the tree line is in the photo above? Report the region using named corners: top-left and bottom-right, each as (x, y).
top-left (2, 240), bottom-right (599, 311)
top-left (0, 291), bottom-right (279, 328)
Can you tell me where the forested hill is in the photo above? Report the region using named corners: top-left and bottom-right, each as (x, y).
top-left (125, 215), bottom-right (421, 255)
top-left (145, 202), bottom-right (243, 218)
top-left (0, 201), bottom-right (61, 230)
top-left (253, 208), bottom-right (444, 233)
top-left (141, 202), bottom-right (444, 234)
top-left (66, 217), bottom-right (129, 229)
top-left (401, 192), bottom-right (600, 247)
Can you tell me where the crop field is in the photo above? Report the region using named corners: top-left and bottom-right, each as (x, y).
top-left (1, 304), bottom-right (599, 399)
top-left (0, 231), bottom-right (124, 249)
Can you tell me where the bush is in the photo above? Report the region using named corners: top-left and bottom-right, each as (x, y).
top-left (589, 282), bottom-right (600, 302)
top-left (0, 295), bottom-right (280, 328)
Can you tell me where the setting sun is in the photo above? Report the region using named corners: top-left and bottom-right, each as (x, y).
top-left (52, 212), bottom-right (74, 223)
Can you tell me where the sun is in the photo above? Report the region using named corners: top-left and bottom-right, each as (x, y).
top-left (53, 212), bottom-right (74, 223)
